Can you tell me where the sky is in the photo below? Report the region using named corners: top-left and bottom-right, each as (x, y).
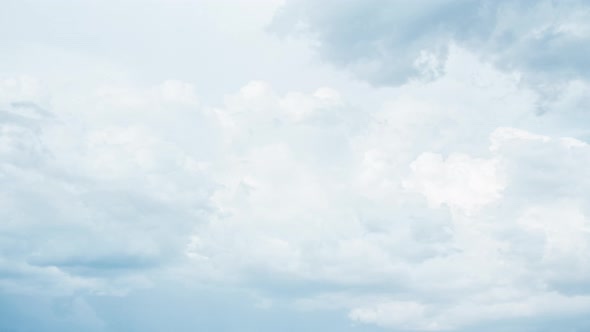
top-left (1, 0), bottom-right (590, 331)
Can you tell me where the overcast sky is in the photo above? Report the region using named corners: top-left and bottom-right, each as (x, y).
top-left (2, 0), bottom-right (590, 331)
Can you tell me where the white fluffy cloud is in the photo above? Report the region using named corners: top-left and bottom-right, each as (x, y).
top-left (178, 48), bottom-right (590, 330)
top-left (0, 78), bottom-right (212, 298)
top-left (4, 43), bottom-right (590, 330)
top-left (1, 1), bottom-right (590, 331)
top-left (403, 152), bottom-right (504, 214)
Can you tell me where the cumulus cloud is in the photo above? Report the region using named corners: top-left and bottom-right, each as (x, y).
top-left (165, 49), bottom-right (589, 330)
top-left (5, 41), bottom-right (590, 330)
top-left (2, 1), bottom-right (590, 331)
top-left (0, 77), bottom-right (212, 299)
top-left (272, 0), bottom-right (590, 107)
top-left (403, 152), bottom-right (505, 214)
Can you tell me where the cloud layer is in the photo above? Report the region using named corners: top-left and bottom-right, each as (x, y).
top-left (273, 0), bottom-right (590, 86)
top-left (1, 1), bottom-right (590, 331)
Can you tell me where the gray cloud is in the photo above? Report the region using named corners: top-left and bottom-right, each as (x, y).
top-left (272, 0), bottom-right (590, 88)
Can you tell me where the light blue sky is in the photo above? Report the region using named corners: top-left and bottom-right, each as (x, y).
top-left (2, 0), bottom-right (590, 331)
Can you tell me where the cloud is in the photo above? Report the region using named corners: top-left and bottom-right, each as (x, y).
top-left (348, 291), bottom-right (590, 331)
top-left (403, 152), bottom-right (505, 214)
top-left (0, 77), bottom-right (212, 298)
top-left (2, 5), bottom-right (590, 328)
top-left (271, 0), bottom-right (590, 97)
top-left (181, 48), bottom-right (590, 330)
